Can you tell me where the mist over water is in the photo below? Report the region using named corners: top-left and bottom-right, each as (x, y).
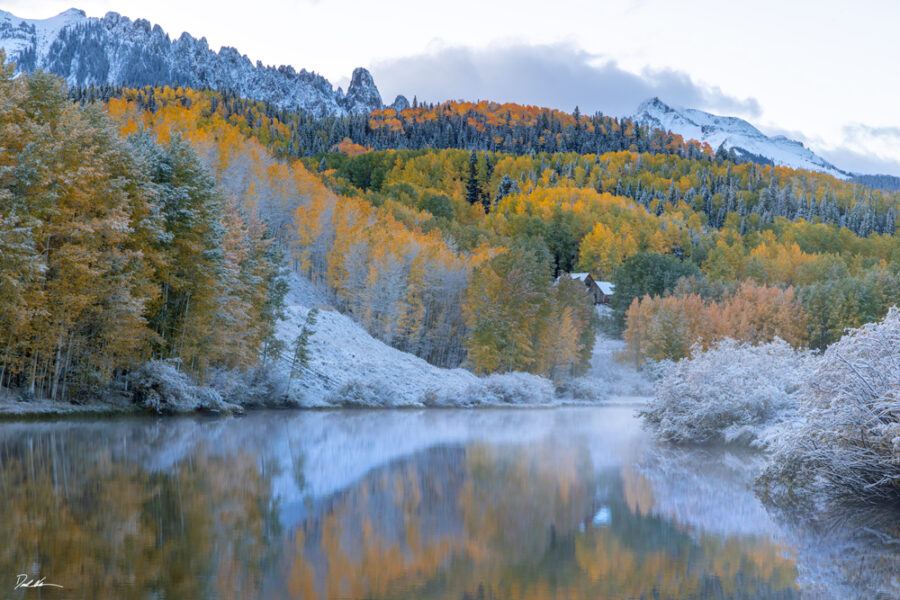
top-left (0, 407), bottom-right (895, 599)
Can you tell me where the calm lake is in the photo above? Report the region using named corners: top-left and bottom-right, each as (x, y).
top-left (0, 406), bottom-right (896, 599)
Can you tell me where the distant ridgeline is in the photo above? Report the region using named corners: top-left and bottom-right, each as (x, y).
top-left (71, 85), bottom-right (899, 238)
top-left (70, 85), bottom-right (710, 158)
top-left (3, 9), bottom-right (383, 117)
top-left (848, 173), bottom-right (900, 192)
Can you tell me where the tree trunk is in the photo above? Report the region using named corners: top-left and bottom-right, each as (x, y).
top-left (50, 329), bottom-right (64, 402)
top-left (0, 331), bottom-right (12, 390)
top-left (28, 349), bottom-right (38, 396)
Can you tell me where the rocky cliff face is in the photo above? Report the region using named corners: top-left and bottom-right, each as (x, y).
top-left (0, 8), bottom-right (385, 117)
top-left (340, 67), bottom-right (383, 115)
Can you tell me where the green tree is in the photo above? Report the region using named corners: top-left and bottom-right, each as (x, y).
top-left (465, 150), bottom-right (481, 207)
top-left (144, 135), bottom-right (225, 374)
top-left (610, 252), bottom-right (701, 333)
top-left (290, 308), bottom-right (319, 380)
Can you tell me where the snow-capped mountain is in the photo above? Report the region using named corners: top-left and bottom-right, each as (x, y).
top-left (0, 8), bottom-right (386, 117)
top-left (632, 97), bottom-right (849, 179)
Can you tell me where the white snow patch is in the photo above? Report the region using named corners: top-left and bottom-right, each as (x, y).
top-left (633, 97), bottom-right (849, 179)
top-left (278, 272), bottom-right (557, 407)
top-left (0, 8), bottom-right (86, 62)
top-left (560, 307), bottom-right (654, 402)
top-left (277, 273), bottom-right (647, 408)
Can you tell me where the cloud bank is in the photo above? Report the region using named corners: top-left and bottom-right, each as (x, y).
top-left (372, 42), bottom-right (761, 119)
top-left (373, 43), bottom-right (900, 177)
top-left (777, 124), bottom-right (900, 177)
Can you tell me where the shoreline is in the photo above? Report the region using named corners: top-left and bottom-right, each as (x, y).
top-left (0, 395), bottom-right (651, 421)
top-left (0, 398), bottom-right (139, 420)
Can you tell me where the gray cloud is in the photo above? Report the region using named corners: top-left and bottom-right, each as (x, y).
top-left (762, 123), bottom-right (900, 176)
top-left (844, 123), bottom-right (900, 140)
top-left (818, 147), bottom-right (900, 177)
top-left (371, 42), bottom-right (761, 118)
top-left (372, 43), bottom-right (900, 177)
top-left (817, 124), bottom-right (900, 176)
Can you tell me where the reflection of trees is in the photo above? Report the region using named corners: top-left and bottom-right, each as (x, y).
top-left (0, 433), bottom-right (279, 599)
top-left (286, 447), bottom-right (464, 599)
top-left (284, 442), bottom-right (800, 600)
top-left (763, 504), bottom-right (900, 600)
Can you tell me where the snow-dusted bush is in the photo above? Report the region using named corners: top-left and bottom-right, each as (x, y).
top-left (326, 372), bottom-right (556, 408)
top-left (641, 338), bottom-right (811, 446)
top-left (461, 372), bottom-right (556, 406)
top-left (206, 366), bottom-right (296, 408)
top-left (128, 360), bottom-right (242, 414)
top-left (760, 308), bottom-right (900, 505)
top-left (328, 378), bottom-right (408, 408)
top-left (554, 377), bottom-right (607, 402)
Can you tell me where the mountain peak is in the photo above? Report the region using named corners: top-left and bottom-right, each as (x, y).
top-left (59, 8), bottom-right (86, 18)
top-left (636, 96), bottom-right (676, 114)
top-left (632, 99), bottom-right (847, 178)
top-left (342, 67), bottom-right (383, 114)
top-left (391, 94), bottom-right (410, 112)
top-left (0, 8), bottom-right (394, 118)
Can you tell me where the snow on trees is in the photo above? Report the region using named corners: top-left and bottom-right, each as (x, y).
top-left (640, 338), bottom-right (811, 446)
top-left (760, 307), bottom-right (900, 505)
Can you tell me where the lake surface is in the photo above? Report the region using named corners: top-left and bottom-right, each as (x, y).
top-left (0, 406), bottom-right (896, 599)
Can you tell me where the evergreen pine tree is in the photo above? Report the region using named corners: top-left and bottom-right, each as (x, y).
top-left (465, 150), bottom-right (480, 206)
top-left (290, 308), bottom-right (319, 380)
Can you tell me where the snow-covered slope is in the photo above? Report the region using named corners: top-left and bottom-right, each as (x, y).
top-left (0, 8), bottom-right (384, 117)
top-left (276, 273), bottom-right (560, 407)
top-left (274, 275), bottom-right (651, 408)
top-left (0, 7), bottom-right (85, 63)
top-left (632, 97), bottom-right (849, 179)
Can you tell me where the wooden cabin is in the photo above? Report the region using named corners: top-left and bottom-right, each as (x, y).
top-left (558, 273), bottom-right (615, 304)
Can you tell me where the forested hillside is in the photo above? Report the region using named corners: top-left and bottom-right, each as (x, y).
top-left (100, 87), bottom-right (603, 379)
top-left (71, 86), bottom-right (710, 159)
top-left (73, 85), bottom-right (898, 240)
top-left (0, 61), bottom-right (285, 401)
top-left (99, 85), bottom-right (900, 369)
top-left (309, 146), bottom-right (898, 360)
top-left (4, 67), bottom-right (900, 404)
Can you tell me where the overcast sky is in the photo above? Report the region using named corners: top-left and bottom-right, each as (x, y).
top-left (13, 0), bottom-right (900, 175)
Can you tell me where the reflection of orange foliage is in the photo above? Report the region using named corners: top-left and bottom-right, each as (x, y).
top-left (621, 465), bottom-right (655, 516)
top-left (281, 442), bottom-right (799, 600)
top-left (287, 469), bottom-right (460, 600)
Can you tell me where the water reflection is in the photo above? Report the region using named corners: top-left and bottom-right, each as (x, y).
top-left (0, 408), bottom-right (893, 599)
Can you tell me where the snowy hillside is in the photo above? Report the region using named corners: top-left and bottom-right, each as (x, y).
top-left (276, 273), bottom-right (560, 407)
top-left (272, 274), bottom-right (650, 408)
top-left (632, 97), bottom-right (849, 179)
top-left (0, 8), bottom-right (386, 117)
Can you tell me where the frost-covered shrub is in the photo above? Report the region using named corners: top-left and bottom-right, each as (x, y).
top-left (128, 360), bottom-right (242, 414)
top-left (329, 378), bottom-right (401, 408)
top-left (554, 377), bottom-right (606, 402)
top-left (438, 372), bottom-right (556, 407)
top-left (324, 372), bottom-right (556, 408)
top-left (471, 373), bottom-right (556, 405)
top-left (641, 338), bottom-right (810, 446)
top-left (206, 366), bottom-right (296, 408)
top-left (423, 372), bottom-right (555, 407)
top-left (761, 308), bottom-right (900, 505)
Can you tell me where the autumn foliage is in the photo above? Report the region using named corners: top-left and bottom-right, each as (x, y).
top-left (0, 62), bottom-right (284, 399)
top-left (622, 281), bottom-right (807, 366)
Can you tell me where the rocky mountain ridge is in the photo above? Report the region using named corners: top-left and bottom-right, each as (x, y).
top-left (0, 7), bottom-right (388, 117)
